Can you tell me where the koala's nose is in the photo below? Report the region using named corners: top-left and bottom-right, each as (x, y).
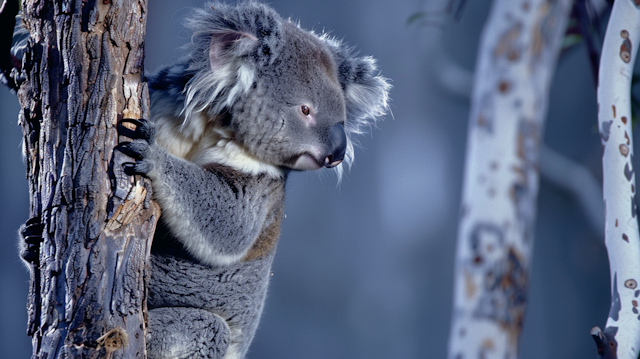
top-left (324, 123), bottom-right (347, 168)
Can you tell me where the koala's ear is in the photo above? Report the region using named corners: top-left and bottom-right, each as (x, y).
top-left (181, 28), bottom-right (258, 121)
top-left (208, 31), bottom-right (257, 72)
top-left (333, 48), bottom-right (391, 135)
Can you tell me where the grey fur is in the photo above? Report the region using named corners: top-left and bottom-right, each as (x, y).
top-left (119, 2), bottom-right (390, 358)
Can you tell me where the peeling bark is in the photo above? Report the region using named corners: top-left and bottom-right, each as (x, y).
top-left (593, 1), bottom-right (640, 358)
top-left (447, 0), bottom-right (572, 358)
top-left (16, 0), bottom-right (159, 358)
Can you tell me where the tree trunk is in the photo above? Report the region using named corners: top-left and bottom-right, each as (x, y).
top-left (592, 1), bottom-right (640, 358)
top-left (16, 0), bottom-right (159, 357)
top-left (447, 0), bottom-right (571, 357)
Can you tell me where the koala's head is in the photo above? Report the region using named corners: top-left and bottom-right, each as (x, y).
top-left (181, 2), bottom-right (390, 176)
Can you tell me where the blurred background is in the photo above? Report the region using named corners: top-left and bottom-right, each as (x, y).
top-left (0, 0), bottom-right (618, 357)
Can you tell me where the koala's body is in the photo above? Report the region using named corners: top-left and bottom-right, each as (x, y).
top-left (115, 2), bottom-right (389, 358)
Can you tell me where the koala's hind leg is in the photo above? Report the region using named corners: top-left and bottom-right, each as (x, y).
top-left (19, 217), bottom-right (43, 264)
top-left (147, 307), bottom-right (231, 359)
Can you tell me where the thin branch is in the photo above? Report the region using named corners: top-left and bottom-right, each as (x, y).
top-left (540, 144), bottom-right (604, 235)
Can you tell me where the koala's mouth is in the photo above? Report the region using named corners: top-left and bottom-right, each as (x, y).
top-left (286, 124), bottom-right (347, 171)
top-left (291, 153), bottom-right (324, 171)
top-left (290, 152), bottom-right (344, 171)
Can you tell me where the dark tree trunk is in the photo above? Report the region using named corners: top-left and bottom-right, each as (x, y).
top-left (15, 0), bottom-right (159, 357)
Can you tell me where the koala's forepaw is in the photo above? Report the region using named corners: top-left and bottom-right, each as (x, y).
top-left (116, 118), bottom-right (157, 177)
top-left (20, 217), bottom-right (43, 264)
top-left (116, 141), bottom-right (156, 177)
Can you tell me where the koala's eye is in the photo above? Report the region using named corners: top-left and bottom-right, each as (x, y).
top-left (301, 105), bottom-right (310, 116)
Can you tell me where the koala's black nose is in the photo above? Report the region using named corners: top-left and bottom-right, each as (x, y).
top-left (324, 123), bottom-right (347, 168)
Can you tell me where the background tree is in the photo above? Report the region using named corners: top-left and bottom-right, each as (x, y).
top-left (592, 0), bottom-right (640, 358)
top-left (449, 0), bottom-right (640, 357)
top-left (447, 0), bottom-right (572, 357)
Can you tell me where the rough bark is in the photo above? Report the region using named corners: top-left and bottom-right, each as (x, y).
top-left (447, 0), bottom-right (571, 358)
top-left (15, 0), bottom-right (159, 358)
top-left (593, 1), bottom-right (640, 358)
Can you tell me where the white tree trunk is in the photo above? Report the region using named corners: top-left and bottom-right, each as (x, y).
top-left (448, 0), bottom-right (571, 358)
top-left (593, 1), bottom-right (640, 358)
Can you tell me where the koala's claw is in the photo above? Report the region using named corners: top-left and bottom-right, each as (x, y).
top-left (22, 217), bottom-right (44, 244)
top-left (118, 118), bottom-right (155, 142)
top-left (122, 161), bottom-right (154, 176)
top-left (116, 141), bottom-right (148, 160)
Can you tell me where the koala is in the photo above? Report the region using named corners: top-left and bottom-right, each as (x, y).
top-left (115, 2), bottom-right (389, 358)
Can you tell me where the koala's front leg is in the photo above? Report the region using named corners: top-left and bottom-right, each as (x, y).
top-left (115, 118), bottom-right (268, 266)
top-left (147, 307), bottom-right (231, 359)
